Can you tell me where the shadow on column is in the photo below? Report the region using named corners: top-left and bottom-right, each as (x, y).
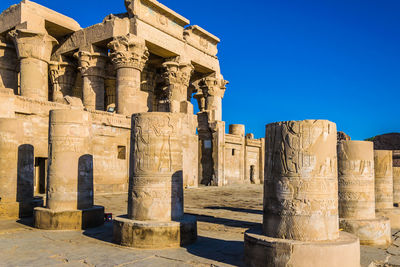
top-left (17, 144), bottom-right (34, 218)
top-left (77, 154), bottom-right (94, 210)
top-left (171, 170), bottom-right (184, 222)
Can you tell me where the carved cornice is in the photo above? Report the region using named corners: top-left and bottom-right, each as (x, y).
top-left (74, 51), bottom-right (107, 77)
top-left (8, 29), bottom-right (58, 63)
top-left (108, 34), bottom-right (149, 71)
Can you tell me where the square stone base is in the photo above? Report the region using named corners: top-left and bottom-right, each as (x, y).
top-left (113, 214), bottom-right (197, 249)
top-left (376, 208), bottom-right (400, 229)
top-left (340, 216), bottom-right (391, 247)
top-left (34, 205), bottom-right (104, 230)
top-left (244, 226), bottom-right (360, 267)
top-left (0, 197), bottom-right (44, 219)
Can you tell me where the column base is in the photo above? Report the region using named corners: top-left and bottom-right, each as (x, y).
top-left (339, 217), bottom-right (391, 247)
top-left (376, 208), bottom-right (400, 229)
top-left (34, 205), bottom-right (104, 230)
top-left (244, 227), bottom-right (360, 267)
top-left (113, 214), bottom-right (197, 249)
top-left (0, 197), bottom-right (44, 219)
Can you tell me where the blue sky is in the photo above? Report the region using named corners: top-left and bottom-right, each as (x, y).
top-left (1, 0), bottom-right (399, 140)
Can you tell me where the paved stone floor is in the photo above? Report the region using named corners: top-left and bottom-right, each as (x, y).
top-left (0, 185), bottom-right (399, 266)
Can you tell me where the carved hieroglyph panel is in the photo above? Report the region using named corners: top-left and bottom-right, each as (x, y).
top-left (129, 112), bottom-right (184, 222)
top-left (337, 141), bottom-right (375, 220)
top-left (264, 120), bottom-right (338, 242)
top-left (374, 150), bottom-right (393, 210)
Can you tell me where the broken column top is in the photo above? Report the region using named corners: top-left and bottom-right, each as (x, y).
top-left (0, 0), bottom-right (81, 36)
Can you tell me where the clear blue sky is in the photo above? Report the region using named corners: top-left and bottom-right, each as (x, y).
top-left (1, 0), bottom-right (399, 140)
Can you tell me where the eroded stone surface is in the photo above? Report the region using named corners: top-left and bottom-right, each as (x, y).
top-left (375, 150), bottom-right (394, 210)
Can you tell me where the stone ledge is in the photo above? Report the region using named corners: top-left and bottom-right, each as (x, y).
top-left (34, 205), bottom-right (104, 230)
top-left (340, 216), bottom-right (391, 247)
top-left (113, 214), bottom-right (197, 249)
top-left (244, 226), bottom-right (360, 267)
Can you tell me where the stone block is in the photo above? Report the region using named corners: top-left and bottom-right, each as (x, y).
top-left (244, 227), bottom-right (360, 267)
top-left (113, 215), bottom-right (197, 249)
top-left (376, 208), bottom-right (400, 229)
top-left (34, 206), bottom-right (104, 230)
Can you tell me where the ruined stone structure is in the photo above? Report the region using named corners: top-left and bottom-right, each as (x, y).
top-left (374, 150), bottom-right (400, 228)
top-left (244, 120), bottom-right (360, 267)
top-left (34, 110), bottom-right (104, 230)
top-left (337, 140), bottom-right (391, 246)
top-left (372, 133), bottom-right (400, 167)
top-left (113, 112), bottom-right (197, 248)
top-left (0, 0), bottom-right (265, 215)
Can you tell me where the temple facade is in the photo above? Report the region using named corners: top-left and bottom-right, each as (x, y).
top-left (0, 0), bottom-right (264, 196)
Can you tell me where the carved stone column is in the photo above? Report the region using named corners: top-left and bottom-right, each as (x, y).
top-left (199, 74), bottom-right (228, 121)
top-left (375, 150), bottom-right (400, 228)
top-left (108, 34), bottom-right (149, 115)
top-left (113, 112), bottom-right (197, 249)
top-left (394, 167), bottom-right (400, 206)
top-left (244, 120), bottom-right (360, 267)
top-left (338, 141), bottom-right (390, 246)
top-left (141, 67), bottom-right (157, 112)
top-left (9, 30), bottom-right (58, 101)
top-left (75, 51), bottom-right (107, 110)
top-left (49, 60), bottom-right (77, 103)
top-left (34, 110), bottom-right (104, 230)
top-left (0, 36), bottom-right (18, 94)
top-left (193, 90), bottom-right (206, 112)
top-left (161, 59), bottom-right (194, 113)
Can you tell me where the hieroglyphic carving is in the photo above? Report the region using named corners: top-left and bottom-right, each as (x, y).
top-left (264, 120), bottom-right (338, 242)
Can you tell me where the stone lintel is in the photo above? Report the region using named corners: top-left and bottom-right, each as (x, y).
top-left (0, 0), bottom-right (81, 36)
top-left (184, 25), bottom-right (220, 57)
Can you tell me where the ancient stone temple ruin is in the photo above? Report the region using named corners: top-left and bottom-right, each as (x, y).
top-left (0, 0), bottom-right (265, 219)
top-left (244, 120), bottom-right (360, 267)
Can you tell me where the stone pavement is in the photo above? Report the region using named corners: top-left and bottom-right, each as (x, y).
top-left (0, 185), bottom-right (399, 266)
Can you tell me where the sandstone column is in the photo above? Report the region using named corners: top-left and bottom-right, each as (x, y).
top-left (108, 34), bottom-right (149, 115)
top-left (394, 167), bottom-right (400, 206)
top-left (338, 141), bottom-right (390, 246)
top-left (375, 150), bottom-right (400, 228)
top-left (9, 29), bottom-right (58, 101)
top-left (161, 59), bottom-right (194, 113)
top-left (0, 36), bottom-right (18, 94)
top-left (113, 112), bottom-right (197, 249)
top-left (199, 74), bottom-right (228, 121)
top-left (34, 110), bottom-right (104, 230)
top-left (75, 51), bottom-right (107, 110)
top-left (244, 120), bottom-right (360, 267)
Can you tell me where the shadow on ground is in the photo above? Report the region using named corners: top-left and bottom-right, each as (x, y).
top-left (186, 213), bottom-right (259, 229)
top-left (204, 206), bottom-right (262, 215)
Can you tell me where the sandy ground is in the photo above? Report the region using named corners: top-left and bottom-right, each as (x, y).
top-left (0, 185), bottom-right (399, 266)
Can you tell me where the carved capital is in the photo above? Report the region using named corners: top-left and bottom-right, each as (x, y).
top-left (200, 75), bottom-right (228, 99)
top-left (141, 68), bottom-right (157, 93)
top-left (74, 51), bottom-right (107, 77)
top-left (108, 34), bottom-right (149, 71)
top-left (162, 60), bottom-right (194, 87)
top-left (8, 29), bottom-right (58, 63)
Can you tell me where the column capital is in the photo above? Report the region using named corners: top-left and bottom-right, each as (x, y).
top-left (8, 29), bottom-right (58, 63)
top-left (162, 60), bottom-right (194, 88)
top-left (74, 51), bottom-right (107, 77)
top-left (108, 34), bottom-right (149, 71)
top-left (199, 74), bottom-right (228, 99)
top-left (49, 60), bottom-right (77, 102)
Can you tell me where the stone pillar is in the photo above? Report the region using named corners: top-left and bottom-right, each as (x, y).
top-left (394, 167), bottom-right (400, 206)
top-left (108, 34), bottom-right (149, 115)
top-left (0, 37), bottom-right (18, 94)
top-left (113, 112), bottom-right (197, 249)
top-left (229, 124), bottom-right (245, 137)
top-left (49, 60), bottom-right (77, 103)
top-left (338, 141), bottom-right (390, 246)
top-left (34, 110), bottom-right (104, 230)
top-left (161, 60), bottom-right (194, 113)
top-left (375, 150), bottom-right (400, 228)
top-left (141, 68), bottom-right (157, 112)
top-left (199, 74), bottom-right (228, 122)
top-left (244, 120), bottom-right (360, 267)
top-left (75, 51), bottom-right (107, 110)
top-left (9, 29), bottom-right (58, 101)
